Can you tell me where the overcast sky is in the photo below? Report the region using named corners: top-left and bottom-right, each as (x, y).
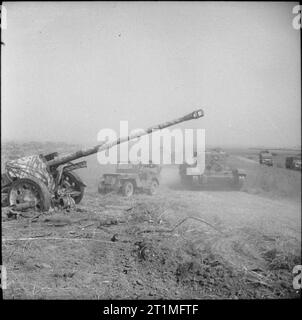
top-left (1, 2), bottom-right (301, 148)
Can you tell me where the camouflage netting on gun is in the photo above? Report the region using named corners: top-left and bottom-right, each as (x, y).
top-left (5, 155), bottom-right (55, 191)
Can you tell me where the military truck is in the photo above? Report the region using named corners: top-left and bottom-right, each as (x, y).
top-left (259, 150), bottom-right (273, 166)
top-left (285, 154), bottom-right (301, 171)
top-left (98, 162), bottom-right (161, 197)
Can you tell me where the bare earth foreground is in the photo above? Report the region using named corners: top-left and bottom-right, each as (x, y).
top-left (2, 162), bottom-right (301, 299)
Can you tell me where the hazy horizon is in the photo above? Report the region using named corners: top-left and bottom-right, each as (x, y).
top-left (1, 2), bottom-right (301, 149)
top-left (1, 138), bottom-right (300, 151)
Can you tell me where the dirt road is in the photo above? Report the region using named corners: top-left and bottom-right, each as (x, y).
top-left (235, 155), bottom-right (258, 164)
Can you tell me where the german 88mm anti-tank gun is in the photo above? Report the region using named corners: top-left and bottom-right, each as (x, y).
top-left (1, 109), bottom-right (204, 211)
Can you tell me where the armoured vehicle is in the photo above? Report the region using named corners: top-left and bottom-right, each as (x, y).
top-left (259, 150), bottom-right (273, 166)
top-left (179, 149), bottom-right (246, 188)
top-left (1, 108), bottom-right (204, 211)
top-left (98, 162), bottom-right (161, 197)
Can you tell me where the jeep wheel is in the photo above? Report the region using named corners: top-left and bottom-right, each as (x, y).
top-left (98, 181), bottom-right (106, 194)
top-left (148, 180), bottom-right (159, 195)
top-left (122, 181), bottom-right (134, 197)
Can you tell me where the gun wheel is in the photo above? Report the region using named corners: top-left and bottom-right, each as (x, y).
top-left (61, 172), bottom-right (85, 204)
top-left (8, 177), bottom-right (51, 211)
top-left (122, 181), bottom-right (134, 197)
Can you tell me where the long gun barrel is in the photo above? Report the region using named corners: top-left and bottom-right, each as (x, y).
top-left (47, 108), bottom-right (204, 167)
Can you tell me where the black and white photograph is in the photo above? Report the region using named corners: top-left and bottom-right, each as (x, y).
top-left (1, 1), bottom-right (301, 305)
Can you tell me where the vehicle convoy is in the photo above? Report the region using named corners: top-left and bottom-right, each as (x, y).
top-left (285, 154), bottom-right (301, 171)
top-left (1, 108), bottom-right (204, 211)
top-left (179, 149), bottom-right (246, 188)
top-left (98, 162), bottom-right (161, 197)
top-left (259, 150), bottom-right (273, 166)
